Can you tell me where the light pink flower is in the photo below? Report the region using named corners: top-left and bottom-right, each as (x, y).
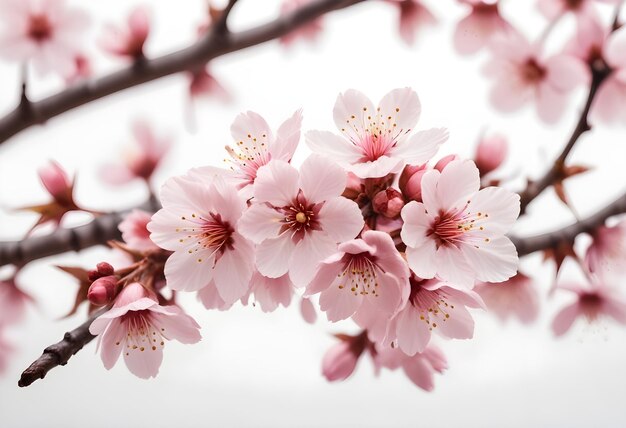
top-left (100, 6), bottom-right (150, 59)
top-left (119, 209), bottom-right (160, 252)
top-left (475, 133), bottom-right (508, 176)
top-left (300, 297), bottom-right (317, 323)
top-left (386, 0), bottom-right (437, 45)
top-left (374, 343), bottom-right (447, 391)
top-left (101, 120), bottom-right (172, 186)
top-left (238, 155), bottom-right (364, 286)
top-left (0, 0), bottom-right (89, 76)
top-left (64, 53), bottom-right (91, 84)
top-left (89, 282), bottom-right (201, 379)
top-left (474, 272), bottom-right (540, 324)
top-left (585, 219), bottom-right (626, 276)
top-left (245, 272), bottom-right (294, 313)
top-left (188, 67), bottom-right (230, 102)
top-left (306, 88), bottom-right (448, 178)
top-left (0, 276), bottom-right (31, 325)
top-left (401, 159), bottom-right (520, 288)
top-left (39, 160), bottom-right (72, 202)
top-left (384, 276), bottom-right (484, 355)
top-left (148, 172), bottom-right (255, 305)
top-left (226, 110), bottom-right (303, 198)
top-left (305, 230), bottom-right (409, 322)
top-left (483, 30), bottom-right (588, 123)
top-left (552, 277), bottom-right (626, 336)
top-left (537, 0), bottom-right (619, 28)
top-left (454, 0), bottom-right (511, 55)
top-left (322, 336), bottom-right (366, 382)
top-left (279, 0), bottom-right (324, 45)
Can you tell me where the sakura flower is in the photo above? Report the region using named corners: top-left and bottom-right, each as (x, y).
top-left (0, 0), bottom-right (89, 76)
top-left (119, 209), bottom-right (160, 252)
top-left (483, 30), bottom-right (588, 123)
top-left (188, 67), bottom-right (230, 102)
top-left (474, 133), bottom-right (508, 176)
top-left (238, 155), bottom-right (364, 286)
top-left (64, 53), bottom-right (91, 84)
top-left (279, 0), bottom-right (324, 45)
top-left (225, 110), bottom-right (303, 198)
top-left (386, 0), bottom-right (437, 45)
top-left (401, 160), bottom-right (520, 288)
top-left (474, 272), bottom-right (540, 324)
top-left (245, 272), bottom-right (294, 313)
top-left (537, 0), bottom-right (619, 29)
top-left (454, 0), bottom-right (511, 55)
top-left (101, 121), bottom-right (172, 186)
top-left (100, 6), bottom-right (150, 59)
top-left (374, 343), bottom-right (447, 391)
top-left (305, 230), bottom-right (409, 323)
top-left (552, 277), bottom-right (626, 336)
top-left (148, 173), bottom-right (255, 305)
top-left (322, 332), bottom-right (371, 382)
top-left (89, 282), bottom-right (201, 379)
top-left (306, 88), bottom-right (448, 178)
top-left (384, 275), bottom-right (484, 355)
top-left (585, 219), bottom-right (626, 276)
top-left (0, 276), bottom-right (31, 325)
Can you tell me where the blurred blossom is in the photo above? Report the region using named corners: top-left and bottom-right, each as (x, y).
top-left (279, 0), bottom-right (324, 45)
top-left (0, 0), bottom-right (89, 76)
top-left (100, 6), bottom-right (150, 59)
top-left (64, 53), bottom-right (92, 84)
top-left (474, 133), bottom-right (507, 176)
top-left (454, 0), bottom-right (511, 55)
top-left (322, 335), bottom-right (366, 382)
top-left (374, 343), bottom-right (447, 391)
top-left (0, 328), bottom-right (12, 375)
top-left (483, 30), bottom-right (588, 123)
top-left (300, 297), bottom-right (317, 324)
top-left (188, 67), bottom-right (230, 102)
top-left (386, 0), bottom-right (437, 45)
top-left (119, 209), bottom-right (160, 252)
top-left (0, 275), bottom-right (31, 325)
top-left (585, 219), bottom-right (626, 276)
top-left (537, 0), bottom-right (620, 29)
top-left (474, 273), bottom-right (540, 324)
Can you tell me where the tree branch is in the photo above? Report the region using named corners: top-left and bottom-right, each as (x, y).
top-left (0, 198), bottom-right (159, 268)
top-left (518, 66), bottom-right (609, 215)
top-left (18, 307), bottom-right (107, 387)
top-left (512, 190), bottom-right (626, 256)
top-left (0, 0), bottom-right (366, 146)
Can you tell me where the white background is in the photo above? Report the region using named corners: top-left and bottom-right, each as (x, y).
top-left (1, 1), bottom-right (626, 427)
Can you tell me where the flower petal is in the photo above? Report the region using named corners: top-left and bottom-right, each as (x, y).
top-left (299, 154), bottom-right (346, 204)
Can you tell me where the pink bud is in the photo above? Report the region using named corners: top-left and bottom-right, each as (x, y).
top-left (373, 188), bottom-right (405, 218)
top-left (88, 275), bottom-right (118, 306)
top-left (97, 262), bottom-right (115, 277)
top-left (434, 154), bottom-right (458, 172)
top-left (322, 341), bottom-right (359, 382)
top-left (400, 166), bottom-right (427, 202)
top-left (87, 269), bottom-right (100, 282)
top-left (38, 161), bottom-right (71, 202)
top-left (475, 134), bottom-right (508, 175)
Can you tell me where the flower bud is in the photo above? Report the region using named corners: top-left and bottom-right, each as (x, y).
top-left (87, 269), bottom-right (101, 282)
top-left (97, 262), bottom-right (115, 277)
top-left (373, 188), bottom-right (404, 218)
top-left (38, 161), bottom-right (72, 203)
top-left (322, 341), bottom-right (359, 382)
top-left (88, 275), bottom-right (118, 306)
top-left (475, 134), bottom-right (507, 176)
top-left (399, 164), bottom-right (427, 201)
top-left (434, 154), bottom-right (458, 172)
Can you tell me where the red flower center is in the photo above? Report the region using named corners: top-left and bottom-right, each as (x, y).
top-left (279, 191), bottom-right (322, 240)
top-left (521, 59), bottom-right (546, 83)
top-left (28, 14), bottom-right (53, 42)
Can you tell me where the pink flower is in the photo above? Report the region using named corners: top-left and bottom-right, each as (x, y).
top-left (306, 88), bottom-right (448, 178)
top-left (0, 328), bottom-right (13, 375)
top-left (384, 276), bottom-right (484, 355)
top-left (39, 160), bottom-right (73, 202)
top-left (300, 297), bottom-right (317, 324)
top-left (101, 120), bottom-right (172, 186)
top-left (374, 343), bottom-right (447, 391)
top-left (188, 67), bottom-right (230, 102)
top-left (322, 333), bottom-right (369, 382)
top-left (401, 160), bottom-right (520, 288)
top-left (552, 278), bottom-right (626, 336)
top-left (454, 0), bottom-right (511, 55)
top-left (64, 53), bottom-right (91, 84)
top-left (238, 155), bottom-right (364, 286)
top-left (387, 0), bottom-right (437, 45)
top-left (537, 0), bottom-right (619, 28)
top-left (0, 276), bottom-right (31, 325)
top-left (100, 6), bottom-right (150, 59)
top-left (474, 273), bottom-right (540, 324)
top-left (89, 283), bottom-right (201, 379)
top-left (279, 0), bottom-right (324, 45)
top-left (305, 230), bottom-right (409, 322)
top-left (245, 272), bottom-right (294, 313)
top-left (474, 133), bottom-right (508, 176)
top-left (148, 172), bottom-right (255, 305)
top-left (585, 219), bottom-right (626, 276)
top-left (0, 0), bottom-right (89, 76)
top-left (483, 30), bottom-right (588, 123)
top-left (119, 209), bottom-right (160, 252)
top-left (226, 110), bottom-right (303, 198)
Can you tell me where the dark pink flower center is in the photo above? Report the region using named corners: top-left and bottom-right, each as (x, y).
top-left (117, 310), bottom-right (166, 355)
top-left (428, 207), bottom-right (489, 248)
top-left (279, 192), bottom-right (322, 241)
top-left (178, 212), bottom-right (234, 260)
top-left (336, 253), bottom-right (380, 297)
top-left (28, 14), bottom-right (53, 42)
top-left (521, 58), bottom-right (546, 83)
top-left (565, 0), bottom-right (584, 10)
top-left (408, 278), bottom-right (454, 331)
top-left (579, 292), bottom-right (604, 320)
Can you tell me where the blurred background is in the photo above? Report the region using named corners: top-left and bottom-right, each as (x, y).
top-left (1, 0), bottom-right (625, 427)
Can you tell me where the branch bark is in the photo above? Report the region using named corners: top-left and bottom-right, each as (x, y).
top-left (0, 0), bottom-right (366, 146)
top-left (18, 307), bottom-right (107, 387)
top-left (0, 198), bottom-right (159, 268)
top-left (512, 190), bottom-right (626, 256)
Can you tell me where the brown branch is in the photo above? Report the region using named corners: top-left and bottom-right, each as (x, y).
top-left (18, 307), bottom-right (107, 387)
top-left (0, 0), bottom-right (366, 146)
top-left (212, 0), bottom-right (240, 35)
top-left (0, 198), bottom-right (159, 268)
top-left (512, 190), bottom-right (626, 256)
top-left (518, 65), bottom-right (610, 215)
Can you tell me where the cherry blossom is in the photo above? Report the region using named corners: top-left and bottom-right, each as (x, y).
top-left (306, 88), bottom-right (448, 178)
top-left (225, 110), bottom-right (303, 197)
top-left (537, 0), bottom-right (620, 29)
top-left (474, 273), bottom-right (540, 324)
top-left (245, 272), bottom-right (294, 313)
top-left (238, 155), bottom-right (364, 286)
top-left (305, 230), bottom-right (409, 322)
top-left (100, 6), bottom-right (150, 59)
top-left (374, 343), bottom-right (447, 391)
top-left (188, 67), bottom-right (230, 102)
top-left (454, 0), bottom-right (511, 55)
top-left (119, 209), bottom-right (160, 252)
top-left (0, 0), bottom-right (89, 76)
top-left (401, 159), bottom-right (520, 288)
top-left (386, 0), bottom-right (437, 45)
top-left (279, 0), bottom-right (323, 45)
top-left (0, 329), bottom-right (12, 374)
top-left (322, 339), bottom-right (361, 382)
top-left (0, 276), bottom-right (31, 325)
top-left (483, 30), bottom-right (588, 123)
top-left (90, 283), bottom-right (201, 379)
top-left (148, 172), bottom-right (255, 305)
